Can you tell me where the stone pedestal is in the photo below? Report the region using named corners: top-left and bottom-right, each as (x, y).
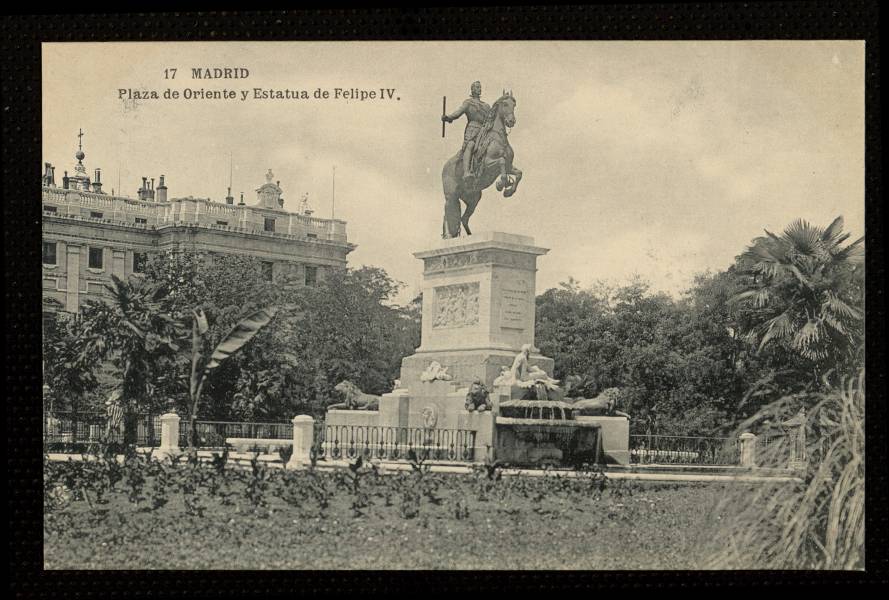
top-left (325, 232), bottom-right (554, 463)
top-left (403, 232), bottom-right (553, 391)
top-left (322, 231), bottom-right (632, 466)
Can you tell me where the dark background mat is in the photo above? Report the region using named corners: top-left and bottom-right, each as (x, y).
top-left (4, 3), bottom-right (885, 596)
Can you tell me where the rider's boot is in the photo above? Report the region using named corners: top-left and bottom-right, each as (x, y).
top-left (462, 145), bottom-right (475, 185)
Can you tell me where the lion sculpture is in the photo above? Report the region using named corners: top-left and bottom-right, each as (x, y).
top-left (328, 381), bottom-right (380, 411)
top-left (464, 378), bottom-right (491, 412)
top-left (570, 387), bottom-right (630, 418)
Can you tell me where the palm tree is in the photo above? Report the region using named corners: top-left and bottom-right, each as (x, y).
top-left (731, 216), bottom-right (864, 379)
top-left (79, 275), bottom-right (185, 444)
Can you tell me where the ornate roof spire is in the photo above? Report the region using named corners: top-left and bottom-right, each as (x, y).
top-left (74, 128), bottom-right (87, 175)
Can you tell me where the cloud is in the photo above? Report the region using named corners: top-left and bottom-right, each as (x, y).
top-left (43, 42), bottom-right (865, 305)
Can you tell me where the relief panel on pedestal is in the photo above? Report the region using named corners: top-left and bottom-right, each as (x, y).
top-left (432, 282), bottom-right (480, 329)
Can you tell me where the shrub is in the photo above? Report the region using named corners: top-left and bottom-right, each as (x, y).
top-left (706, 370), bottom-right (864, 569)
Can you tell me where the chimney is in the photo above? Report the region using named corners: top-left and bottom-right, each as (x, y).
top-left (91, 168), bottom-right (103, 194)
top-left (62, 171), bottom-right (69, 190)
top-left (43, 163), bottom-right (56, 187)
top-left (238, 192), bottom-right (245, 206)
top-left (156, 174), bottom-right (167, 203)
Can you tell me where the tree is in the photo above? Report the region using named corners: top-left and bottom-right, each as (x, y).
top-left (730, 217), bottom-right (864, 382)
top-left (138, 252), bottom-right (419, 421)
top-left (139, 250), bottom-right (285, 417)
top-left (534, 273), bottom-right (805, 436)
top-left (186, 306), bottom-right (277, 450)
top-left (77, 275), bottom-right (186, 443)
top-left (42, 311), bottom-right (102, 414)
top-left (247, 266), bottom-right (418, 417)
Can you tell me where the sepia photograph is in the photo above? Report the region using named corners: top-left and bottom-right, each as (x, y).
top-left (38, 39), bottom-right (865, 571)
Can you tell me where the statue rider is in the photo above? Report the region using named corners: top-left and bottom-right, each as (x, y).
top-left (441, 81), bottom-right (491, 183)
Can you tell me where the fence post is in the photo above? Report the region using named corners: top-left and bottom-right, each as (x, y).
top-left (287, 415), bottom-right (315, 469)
top-left (788, 421), bottom-right (807, 471)
top-left (156, 413), bottom-right (181, 461)
top-left (739, 432), bottom-right (757, 468)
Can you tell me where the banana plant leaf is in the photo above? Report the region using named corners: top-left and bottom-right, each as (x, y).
top-left (203, 307), bottom-right (278, 374)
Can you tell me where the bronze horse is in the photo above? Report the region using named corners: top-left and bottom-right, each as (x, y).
top-left (441, 92), bottom-right (522, 238)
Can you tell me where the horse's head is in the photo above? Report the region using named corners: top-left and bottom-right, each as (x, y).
top-left (493, 91), bottom-right (517, 128)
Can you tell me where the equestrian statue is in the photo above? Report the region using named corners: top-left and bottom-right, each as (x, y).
top-left (441, 81), bottom-right (522, 238)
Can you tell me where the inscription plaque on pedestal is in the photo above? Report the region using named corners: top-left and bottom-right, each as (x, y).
top-left (500, 280), bottom-right (528, 330)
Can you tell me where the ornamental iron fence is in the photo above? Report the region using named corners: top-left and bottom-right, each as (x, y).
top-left (629, 434), bottom-right (741, 466)
top-left (312, 424), bottom-right (476, 463)
top-left (43, 412), bottom-right (160, 450)
top-left (44, 412), bottom-right (293, 452)
top-left (179, 420), bottom-right (293, 449)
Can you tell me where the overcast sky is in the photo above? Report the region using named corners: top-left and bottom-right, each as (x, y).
top-left (43, 41), bottom-right (864, 304)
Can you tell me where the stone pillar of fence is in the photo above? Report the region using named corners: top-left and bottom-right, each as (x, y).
top-left (739, 432), bottom-right (757, 468)
top-left (788, 422), bottom-right (807, 471)
top-left (465, 410), bottom-right (496, 463)
top-left (155, 412), bottom-right (181, 461)
top-left (287, 415), bottom-right (315, 469)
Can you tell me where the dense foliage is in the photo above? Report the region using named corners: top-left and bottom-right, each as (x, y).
top-left (534, 217), bottom-right (863, 436)
top-left (192, 261), bottom-right (419, 419)
top-left (43, 251), bottom-right (421, 423)
top-left (43, 216), bottom-right (862, 437)
top-left (42, 311), bottom-right (102, 414)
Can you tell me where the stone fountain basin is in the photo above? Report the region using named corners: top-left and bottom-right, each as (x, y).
top-left (495, 416), bottom-right (601, 429)
top-left (495, 417), bottom-right (603, 466)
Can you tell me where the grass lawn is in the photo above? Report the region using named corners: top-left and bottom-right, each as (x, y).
top-left (44, 456), bottom-right (739, 570)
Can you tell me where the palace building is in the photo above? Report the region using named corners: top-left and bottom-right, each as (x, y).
top-left (42, 134), bottom-right (355, 313)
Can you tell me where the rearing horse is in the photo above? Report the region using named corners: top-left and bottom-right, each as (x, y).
top-left (441, 92), bottom-right (522, 238)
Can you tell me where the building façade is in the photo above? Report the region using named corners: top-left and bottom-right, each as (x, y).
top-left (42, 137), bottom-right (355, 314)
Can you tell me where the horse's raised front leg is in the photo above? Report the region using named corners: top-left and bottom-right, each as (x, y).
top-left (504, 166), bottom-right (522, 198)
top-left (498, 158), bottom-right (509, 191)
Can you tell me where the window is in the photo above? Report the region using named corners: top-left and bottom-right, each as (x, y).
top-left (135, 217), bottom-right (147, 224)
top-left (264, 217), bottom-right (276, 232)
top-left (43, 205), bottom-right (57, 214)
top-left (307, 233), bottom-right (318, 240)
top-left (90, 211), bottom-right (104, 219)
top-left (133, 252), bottom-right (147, 273)
top-left (216, 220), bottom-right (229, 226)
top-left (304, 265), bottom-right (318, 287)
top-left (88, 247), bottom-right (104, 270)
top-left (42, 241), bottom-right (57, 265)
top-left (262, 261), bottom-right (274, 282)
